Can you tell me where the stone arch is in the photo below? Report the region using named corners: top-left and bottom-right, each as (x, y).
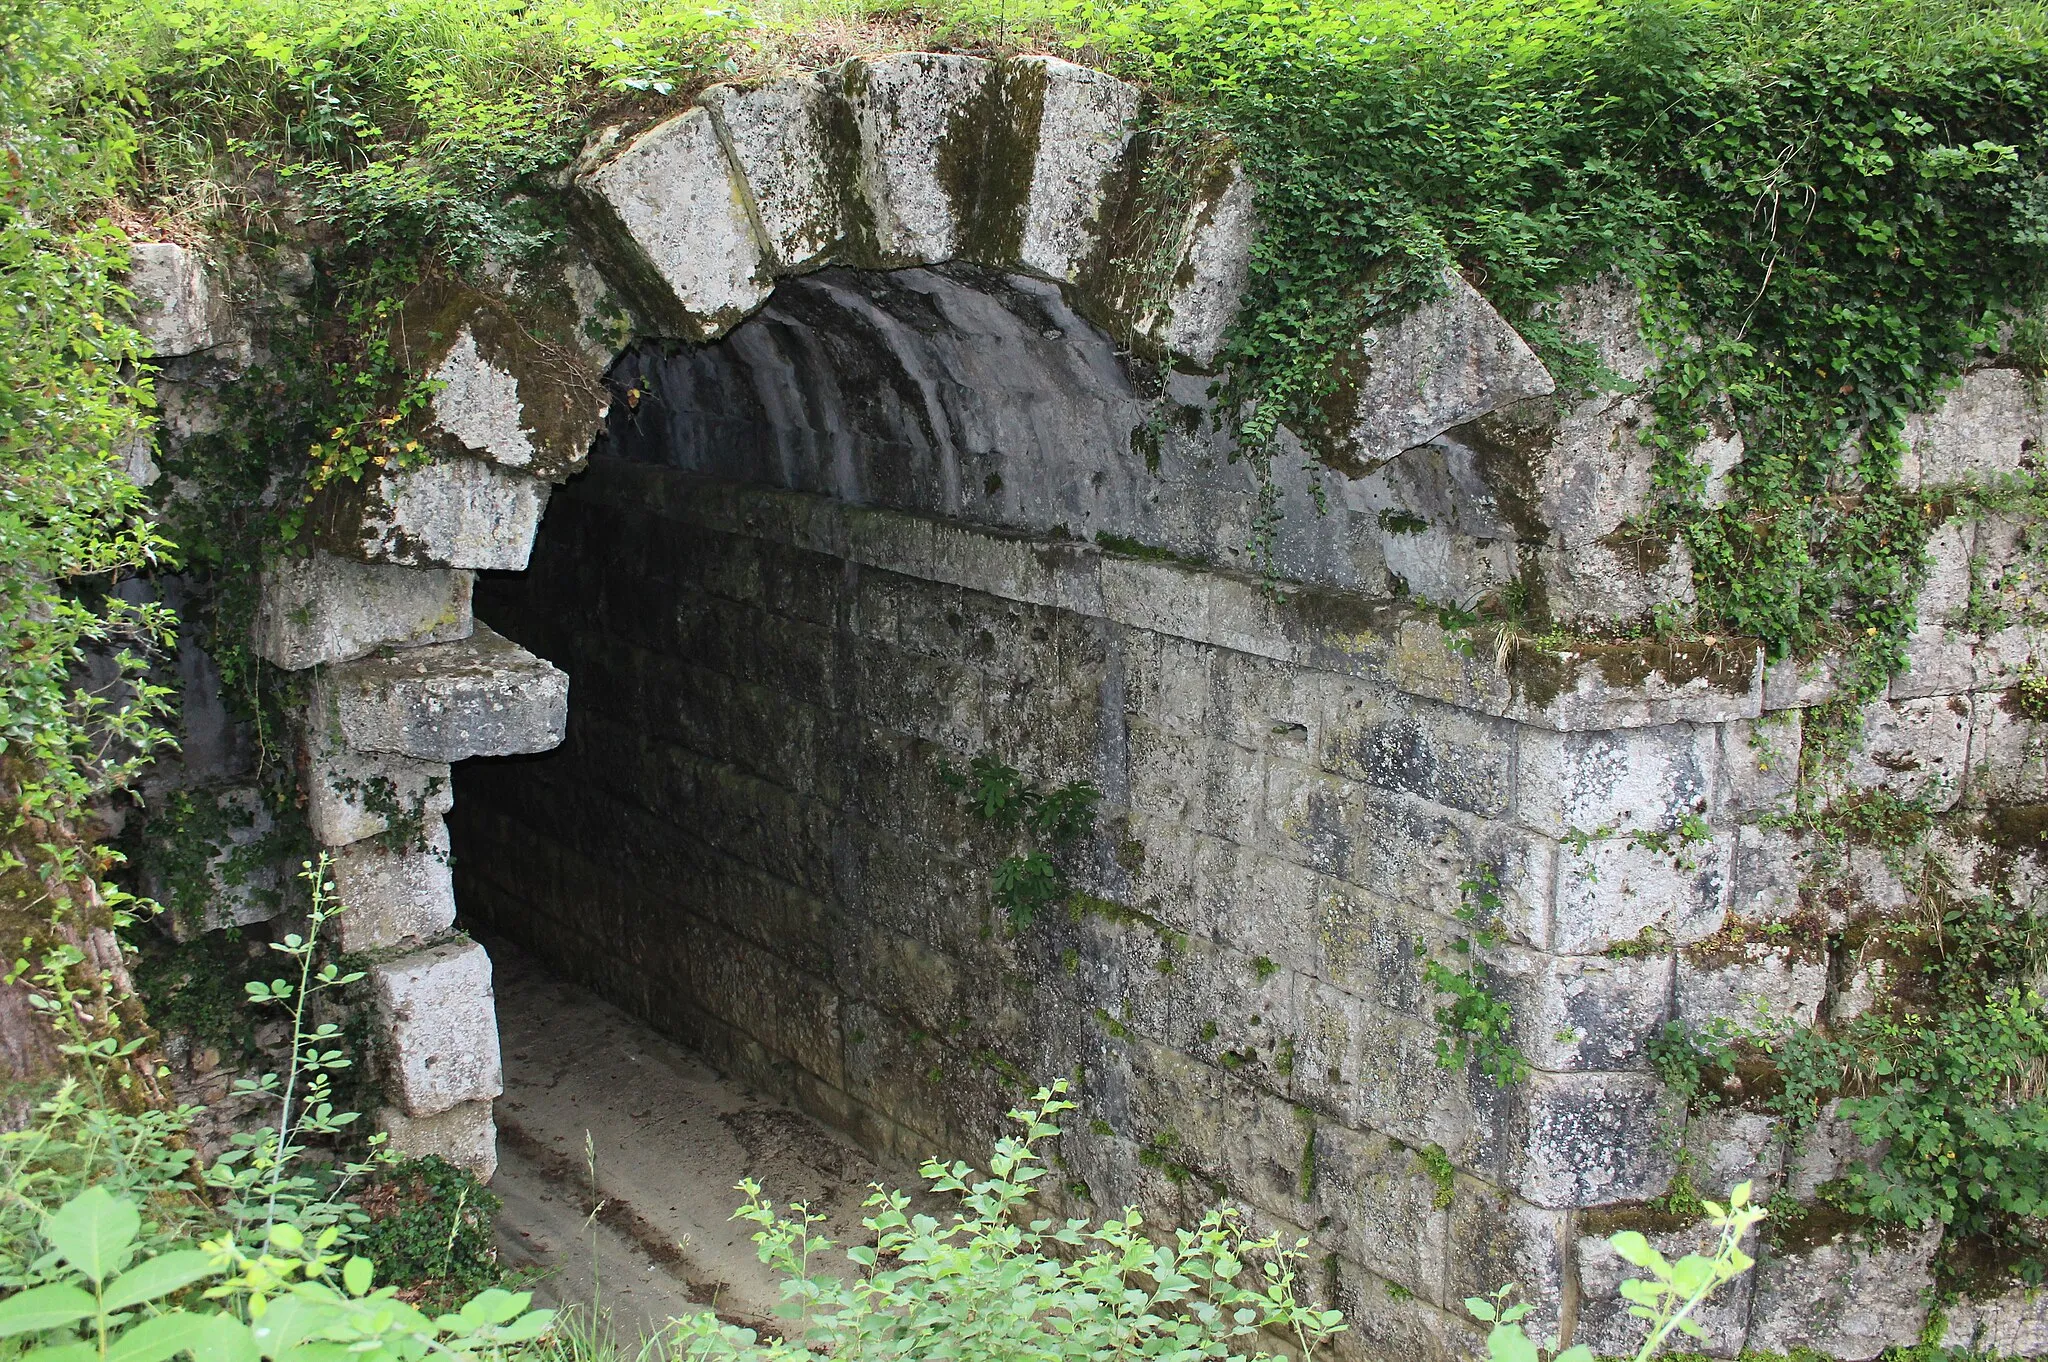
top-left (235, 51), bottom-right (1591, 1180)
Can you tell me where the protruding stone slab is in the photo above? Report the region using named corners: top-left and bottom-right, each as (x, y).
top-left (580, 107), bottom-right (773, 338)
top-left (304, 722), bottom-right (453, 849)
top-left (126, 242), bottom-right (227, 356)
top-left (318, 456), bottom-right (549, 570)
top-left (377, 1100), bottom-right (497, 1180)
top-left (371, 937), bottom-right (503, 1118)
top-left (331, 820), bottom-right (456, 953)
top-left (841, 52), bottom-right (994, 266)
top-left (1012, 57), bottom-right (1139, 283)
top-left (251, 550), bottom-right (472, 670)
top-left (1338, 269), bottom-right (1556, 472)
top-left (316, 624), bottom-right (568, 764)
top-left (701, 73), bottom-right (846, 274)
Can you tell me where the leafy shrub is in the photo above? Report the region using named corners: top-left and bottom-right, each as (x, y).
top-left (668, 1082), bottom-right (1349, 1362)
top-left (350, 1156), bottom-right (505, 1310)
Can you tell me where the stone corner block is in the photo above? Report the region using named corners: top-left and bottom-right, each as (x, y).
top-left (371, 936), bottom-right (502, 1119)
top-left (316, 623), bottom-right (568, 763)
top-left (578, 106), bottom-right (772, 338)
top-left (303, 720), bottom-right (453, 849)
top-left (377, 1100), bottom-right (498, 1181)
top-left (252, 551), bottom-right (472, 670)
top-left (315, 456), bottom-right (550, 571)
top-left (126, 241), bottom-right (228, 357)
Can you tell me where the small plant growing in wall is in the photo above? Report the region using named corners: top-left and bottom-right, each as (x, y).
top-left (940, 754), bottom-right (1101, 927)
top-left (1422, 868), bottom-right (1530, 1087)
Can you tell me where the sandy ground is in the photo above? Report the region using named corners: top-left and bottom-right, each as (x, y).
top-left (485, 939), bottom-right (900, 1349)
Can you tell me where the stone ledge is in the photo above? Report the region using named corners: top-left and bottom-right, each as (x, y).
top-left (314, 623), bottom-right (568, 763)
top-left (573, 462), bottom-right (1767, 732)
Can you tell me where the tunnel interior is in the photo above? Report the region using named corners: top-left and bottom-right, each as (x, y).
top-left (451, 262), bottom-right (1264, 1175)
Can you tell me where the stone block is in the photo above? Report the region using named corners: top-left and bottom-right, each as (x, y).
top-left (304, 724), bottom-right (453, 849)
top-left (840, 52), bottom-right (993, 265)
top-left (1575, 1218), bottom-right (1754, 1357)
top-left (1506, 637), bottom-right (1763, 733)
top-left (331, 819), bottom-right (456, 953)
top-left (425, 316), bottom-right (606, 479)
top-left (251, 551), bottom-right (472, 670)
top-left (1685, 1107), bottom-right (1784, 1199)
top-left (1890, 625), bottom-right (1976, 700)
top-left (1976, 620), bottom-right (2048, 691)
top-left (1903, 366), bottom-right (2045, 487)
top-left (1337, 269), bottom-right (1555, 472)
top-left (1445, 1193), bottom-right (1571, 1342)
top-left (126, 241), bottom-right (227, 356)
top-left (1783, 1101), bottom-right (1884, 1200)
top-left (145, 783), bottom-right (285, 937)
top-left (1967, 688), bottom-right (2048, 805)
top-left (1489, 946), bottom-right (1672, 1072)
top-left (1294, 1122), bottom-right (1458, 1302)
top-left (701, 73), bottom-right (845, 273)
top-left (1515, 724), bottom-right (1716, 838)
top-left (315, 624), bottom-right (568, 763)
top-left (377, 1099), bottom-right (497, 1180)
top-left (1942, 1283), bottom-right (2048, 1356)
top-left (1317, 686), bottom-right (1514, 819)
top-left (1549, 272), bottom-right (1653, 386)
top-left (371, 936), bottom-right (503, 1119)
top-left (1848, 694), bottom-right (1970, 810)
top-left (1349, 1011), bottom-right (1509, 1177)
top-left (1762, 652), bottom-right (1847, 712)
top-left (1310, 785), bottom-right (1556, 949)
top-left (1675, 945), bottom-right (1827, 1033)
top-left (1145, 162), bottom-right (1256, 368)
top-left (1551, 832), bottom-right (1731, 956)
top-left (1730, 824), bottom-right (1804, 922)
top-left (1746, 1225), bottom-right (1941, 1361)
top-left (579, 107), bottom-right (772, 337)
top-left (318, 456), bottom-right (550, 570)
top-left (1509, 1071), bottom-right (1672, 1208)
top-left (1538, 531), bottom-right (1698, 633)
top-left (1011, 57), bottom-right (1140, 283)
top-left (1718, 715), bottom-right (1800, 818)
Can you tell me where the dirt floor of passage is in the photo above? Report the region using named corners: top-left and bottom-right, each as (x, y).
top-left (485, 938), bottom-right (900, 1346)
